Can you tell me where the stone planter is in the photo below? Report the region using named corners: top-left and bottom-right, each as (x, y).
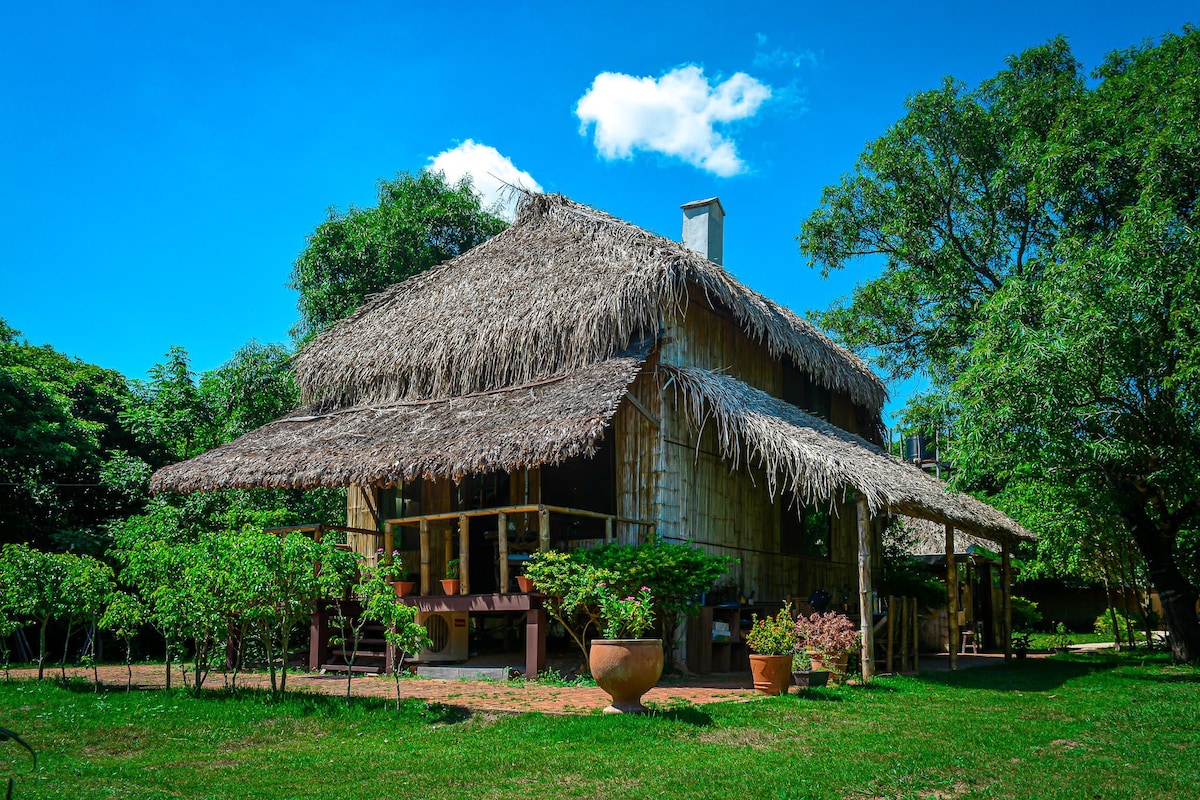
top-left (392, 581), bottom-right (415, 597)
top-left (792, 669), bottom-right (830, 689)
top-left (440, 579), bottom-right (461, 596)
top-left (589, 639), bottom-right (663, 714)
top-left (749, 653), bottom-right (794, 695)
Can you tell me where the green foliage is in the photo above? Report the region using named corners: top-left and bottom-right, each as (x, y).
top-left (359, 565), bottom-right (432, 710)
top-left (1048, 622), bottom-right (1074, 651)
top-left (288, 170), bottom-right (508, 341)
top-left (99, 591), bottom-right (145, 692)
top-left (744, 604), bottom-right (799, 656)
top-left (1094, 611), bottom-right (1146, 644)
top-left (523, 551), bottom-right (614, 667)
top-left (596, 585), bottom-right (655, 640)
top-left (1010, 596), bottom-right (1042, 632)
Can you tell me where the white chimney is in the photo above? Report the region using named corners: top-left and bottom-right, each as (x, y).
top-left (681, 197), bottom-right (725, 265)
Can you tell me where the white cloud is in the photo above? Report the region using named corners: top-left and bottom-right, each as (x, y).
top-left (428, 140), bottom-right (542, 221)
top-left (574, 65), bottom-right (772, 177)
top-left (752, 33), bottom-right (819, 70)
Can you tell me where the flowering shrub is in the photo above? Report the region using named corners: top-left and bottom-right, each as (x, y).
top-left (795, 611), bottom-right (861, 659)
top-left (597, 584), bottom-right (655, 639)
top-left (745, 603), bottom-right (799, 655)
top-left (376, 548), bottom-right (405, 581)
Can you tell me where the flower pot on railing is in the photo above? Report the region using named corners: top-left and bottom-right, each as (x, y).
top-left (392, 581), bottom-right (415, 597)
top-left (589, 638), bottom-right (663, 714)
top-left (516, 576), bottom-right (535, 593)
top-left (440, 579), bottom-right (461, 596)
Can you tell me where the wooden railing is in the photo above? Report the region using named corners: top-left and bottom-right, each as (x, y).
top-left (384, 504), bottom-right (657, 597)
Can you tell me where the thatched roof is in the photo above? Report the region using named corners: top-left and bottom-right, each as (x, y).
top-left (293, 193), bottom-right (886, 414)
top-left (151, 354), bottom-right (644, 493)
top-left (666, 365), bottom-right (1033, 546)
top-left (897, 516), bottom-right (1001, 558)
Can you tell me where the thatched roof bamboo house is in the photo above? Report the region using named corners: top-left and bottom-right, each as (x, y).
top-left (153, 192), bottom-right (1031, 676)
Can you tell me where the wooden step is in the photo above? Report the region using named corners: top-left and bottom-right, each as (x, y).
top-left (332, 648), bottom-right (387, 659)
top-left (320, 663), bottom-right (382, 674)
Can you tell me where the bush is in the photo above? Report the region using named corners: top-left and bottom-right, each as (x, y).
top-left (1094, 610), bottom-right (1146, 643)
top-left (1010, 596), bottom-right (1042, 631)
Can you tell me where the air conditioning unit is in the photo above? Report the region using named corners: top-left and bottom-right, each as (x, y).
top-left (413, 611), bottom-right (469, 662)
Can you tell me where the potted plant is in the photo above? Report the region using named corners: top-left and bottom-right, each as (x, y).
top-left (1012, 632), bottom-right (1032, 659)
top-left (440, 558), bottom-right (461, 596)
top-left (795, 611), bottom-right (861, 684)
top-left (516, 574), bottom-right (535, 593)
top-left (791, 648), bottom-right (829, 689)
top-left (588, 585), bottom-right (662, 714)
top-left (377, 548), bottom-right (414, 596)
top-left (1048, 622), bottom-right (1073, 653)
top-left (745, 603), bottom-right (798, 695)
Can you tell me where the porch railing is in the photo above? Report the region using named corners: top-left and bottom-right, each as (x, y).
top-left (384, 504), bottom-right (656, 596)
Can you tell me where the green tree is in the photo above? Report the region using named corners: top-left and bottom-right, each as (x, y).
top-left (799, 28), bottom-right (1200, 661)
top-left (288, 170), bottom-right (507, 342)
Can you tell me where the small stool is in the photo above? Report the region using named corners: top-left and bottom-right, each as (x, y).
top-left (960, 628), bottom-right (979, 654)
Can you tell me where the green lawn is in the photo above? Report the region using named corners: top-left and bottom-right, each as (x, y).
top-left (2, 653), bottom-right (1197, 799)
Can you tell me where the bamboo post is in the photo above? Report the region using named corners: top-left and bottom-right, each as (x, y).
top-left (498, 511), bottom-right (509, 594)
top-left (899, 597), bottom-right (909, 672)
top-left (458, 514), bottom-right (470, 595)
top-left (419, 519), bottom-right (431, 596)
top-left (605, 516), bottom-right (614, 544)
top-left (946, 524), bottom-right (959, 670)
top-left (444, 528), bottom-right (453, 574)
top-left (1002, 542), bottom-right (1013, 662)
top-left (538, 505), bottom-right (551, 552)
top-left (907, 597), bottom-right (916, 671)
top-left (856, 495), bottom-right (874, 682)
top-left (382, 523), bottom-right (394, 567)
top-left (886, 595), bottom-right (895, 673)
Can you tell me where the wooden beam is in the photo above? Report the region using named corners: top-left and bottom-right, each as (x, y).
top-left (913, 597), bottom-right (920, 671)
top-left (458, 514), bottom-right (470, 595)
top-left (538, 505), bottom-right (551, 552)
top-left (605, 516), bottom-right (614, 544)
top-left (946, 524), bottom-right (959, 670)
top-left (382, 523), bottom-right (394, 568)
top-left (498, 512), bottom-right (509, 594)
top-left (886, 595), bottom-right (895, 673)
top-left (899, 597), bottom-right (909, 672)
top-left (625, 392), bottom-right (660, 428)
top-left (856, 494), bottom-right (874, 682)
top-left (419, 519), bottom-right (431, 596)
top-left (1002, 543), bottom-right (1013, 662)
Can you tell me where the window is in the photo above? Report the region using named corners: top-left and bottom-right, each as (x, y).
top-left (780, 493), bottom-right (831, 559)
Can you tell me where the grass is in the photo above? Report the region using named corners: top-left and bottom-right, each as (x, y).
top-left (2, 652), bottom-right (1197, 799)
top-left (1025, 631), bottom-right (1113, 649)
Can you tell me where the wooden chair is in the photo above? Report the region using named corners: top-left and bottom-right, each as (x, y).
top-left (960, 627), bottom-right (979, 655)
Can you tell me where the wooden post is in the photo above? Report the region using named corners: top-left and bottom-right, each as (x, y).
top-left (458, 514), bottom-right (470, 595)
top-left (382, 523), bottom-right (394, 567)
top-left (907, 597), bottom-right (916, 671)
top-left (886, 595), bottom-right (895, 673)
top-left (1002, 542), bottom-right (1013, 662)
top-left (498, 511), bottom-right (509, 594)
top-left (899, 597), bottom-right (909, 672)
top-left (444, 528), bottom-right (453, 574)
top-left (538, 505), bottom-right (551, 552)
top-left (605, 516), bottom-right (614, 544)
top-left (419, 519), bottom-right (431, 596)
top-left (856, 495), bottom-right (874, 682)
top-left (946, 524), bottom-right (959, 670)
top-left (525, 607), bottom-right (547, 679)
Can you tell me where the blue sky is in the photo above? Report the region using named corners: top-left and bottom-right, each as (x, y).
top-left (2, 1), bottom-right (1194, 420)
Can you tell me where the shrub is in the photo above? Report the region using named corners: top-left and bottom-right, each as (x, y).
top-left (745, 604), bottom-right (798, 656)
top-left (1010, 596), bottom-right (1042, 631)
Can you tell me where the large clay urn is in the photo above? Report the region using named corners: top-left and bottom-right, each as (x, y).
top-left (588, 639), bottom-right (663, 714)
top-left (749, 654), bottom-right (794, 695)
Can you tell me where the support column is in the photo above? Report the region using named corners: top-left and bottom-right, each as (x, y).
top-left (856, 494), bottom-right (874, 682)
top-left (538, 505), bottom-right (551, 551)
top-left (525, 607), bottom-right (547, 679)
top-left (946, 524), bottom-right (959, 670)
top-left (1002, 542), bottom-right (1013, 662)
top-left (419, 519), bottom-right (431, 596)
top-left (458, 514), bottom-right (470, 595)
top-left (498, 512), bottom-right (509, 594)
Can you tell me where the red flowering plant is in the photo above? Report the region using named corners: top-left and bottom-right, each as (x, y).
top-left (794, 611), bottom-right (861, 662)
top-left (744, 602), bottom-right (799, 655)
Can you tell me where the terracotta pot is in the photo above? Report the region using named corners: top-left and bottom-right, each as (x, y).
top-left (440, 579), bottom-right (461, 596)
top-left (792, 669), bottom-right (830, 689)
top-left (589, 639), bottom-right (663, 714)
top-left (749, 653), bottom-right (794, 695)
top-left (808, 650), bottom-right (850, 682)
top-left (392, 581), bottom-right (415, 597)
top-left (516, 576), bottom-right (535, 593)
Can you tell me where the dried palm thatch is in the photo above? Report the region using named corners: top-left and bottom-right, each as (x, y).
top-left (665, 365), bottom-right (1033, 546)
top-left (898, 515), bottom-right (999, 558)
top-left (293, 192), bottom-right (886, 413)
top-left (151, 354), bottom-right (644, 494)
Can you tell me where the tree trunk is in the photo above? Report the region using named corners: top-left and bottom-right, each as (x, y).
top-left (1101, 564), bottom-right (1121, 651)
top-left (1116, 498), bottom-right (1200, 663)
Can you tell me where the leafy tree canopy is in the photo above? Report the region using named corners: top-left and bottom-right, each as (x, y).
top-left (799, 27), bottom-right (1200, 661)
top-left (288, 170), bottom-right (508, 342)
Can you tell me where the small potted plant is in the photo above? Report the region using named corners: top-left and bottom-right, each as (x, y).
top-left (377, 548), bottom-right (414, 596)
top-left (791, 648), bottom-right (829, 689)
top-left (1012, 632), bottom-right (1032, 659)
top-left (589, 585), bottom-right (662, 714)
top-left (516, 574), bottom-right (536, 593)
top-left (1048, 622), bottom-right (1073, 653)
top-left (441, 558), bottom-right (461, 596)
top-left (745, 603), bottom-right (798, 695)
top-left (795, 611), bottom-right (861, 684)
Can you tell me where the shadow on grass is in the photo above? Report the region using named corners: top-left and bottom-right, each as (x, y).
top-left (646, 706), bottom-right (714, 726)
top-left (916, 654), bottom-right (1122, 692)
top-left (793, 688), bottom-right (845, 702)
